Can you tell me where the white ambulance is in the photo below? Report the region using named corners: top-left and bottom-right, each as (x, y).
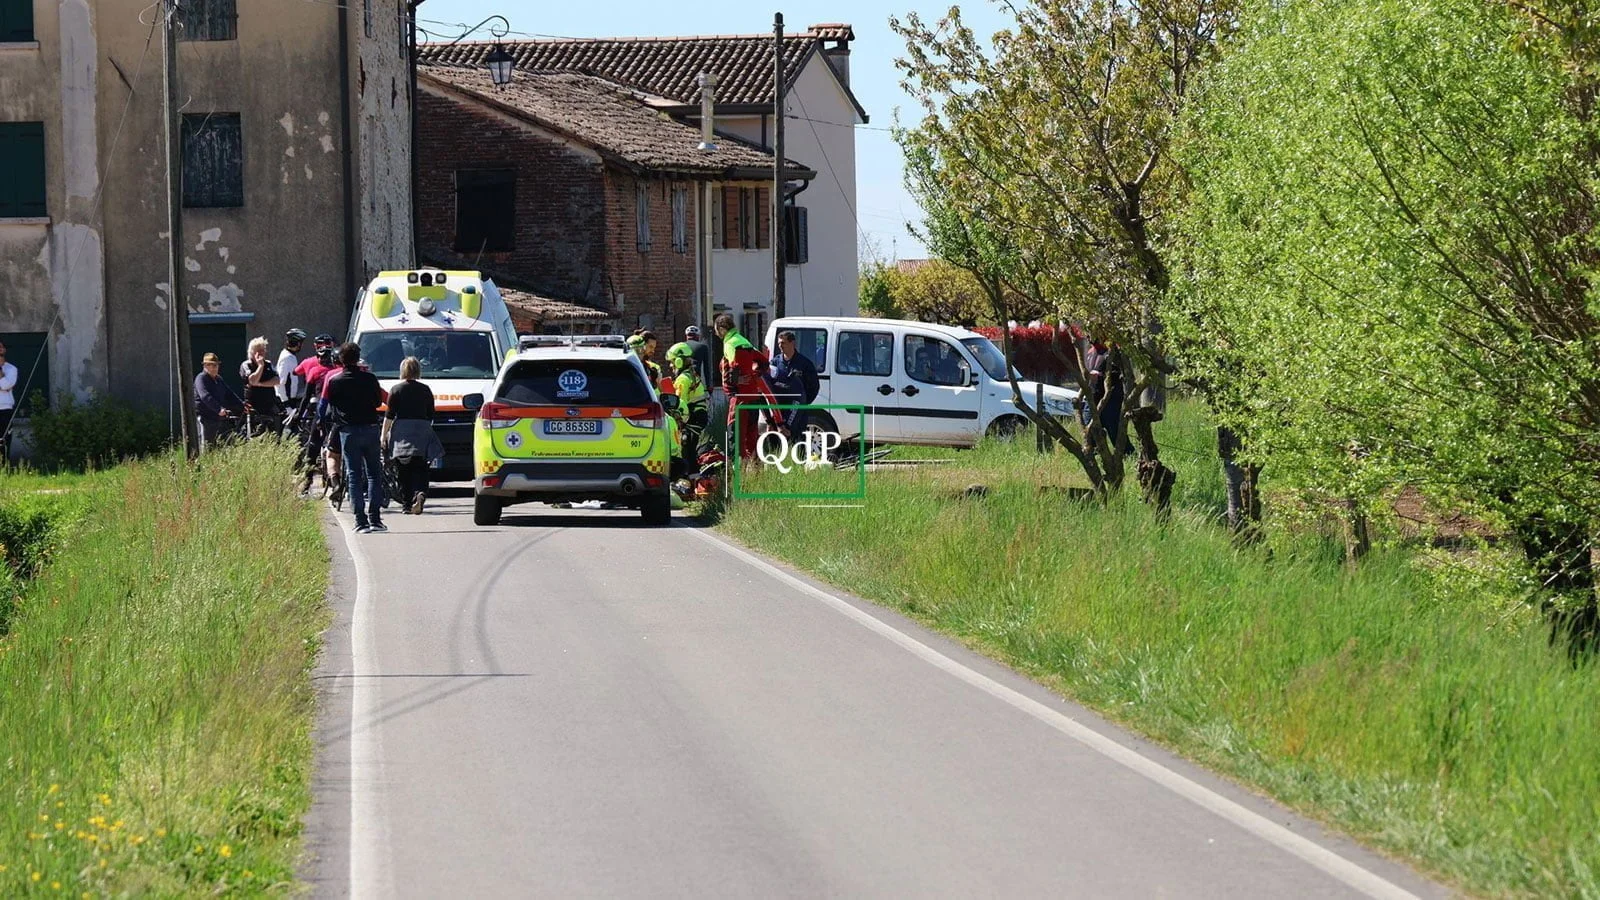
top-left (347, 268), bottom-right (519, 481)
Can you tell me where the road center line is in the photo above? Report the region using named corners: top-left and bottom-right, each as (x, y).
top-left (337, 516), bottom-right (393, 900)
top-left (683, 526), bottom-right (1420, 900)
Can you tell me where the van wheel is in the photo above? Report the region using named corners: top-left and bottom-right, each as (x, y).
top-left (801, 411), bottom-right (841, 460)
top-left (473, 495), bottom-right (503, 526)
top-left (641, 493), bottom-right (671, 526)
top-left (988, 416), bottom-right (1028, 441)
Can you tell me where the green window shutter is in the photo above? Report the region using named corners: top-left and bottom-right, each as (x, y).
top-left (0, 0), bottom-right (35, 42)
top-left (2, 332), bottom-right (50, 416)
top-left (0, 122), bottom-right (47, 218)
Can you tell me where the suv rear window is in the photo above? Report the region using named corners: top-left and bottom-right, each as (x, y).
top-left (496, 359), bottom-right (651, 406)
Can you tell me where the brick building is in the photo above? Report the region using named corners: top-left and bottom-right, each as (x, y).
top-left (415, 65), bottom-right (813, 337)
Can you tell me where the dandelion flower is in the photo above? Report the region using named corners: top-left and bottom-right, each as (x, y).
top-left (31, 872), bottom-right (41, 882)
top-left (218, 845), bottom-right (232, 858)
top-left (39, 814), bottom-right (49, 822)
top-left (155, 828), bottom-right (167, 838)
top-left (97, 794), bottom-right (111, 806)
top-left (47, 784), bottom-right (59, 795)
top-left (54, 822), bottom-right (64, 831)
top-left (51, 881), bottom-right (61, 890)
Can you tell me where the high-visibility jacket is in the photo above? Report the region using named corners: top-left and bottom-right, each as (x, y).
top-left (674, 368), bottom-right (709, 409)
top-left (721, 330), bottom-right (783, 426)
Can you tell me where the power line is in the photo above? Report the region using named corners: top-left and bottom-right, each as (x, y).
top-left (790, 90), bottom-right (858, 227)
top-left (3, 4), bottom-right (161, 451)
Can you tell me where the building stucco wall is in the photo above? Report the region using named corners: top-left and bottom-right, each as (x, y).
top-left (356, 0), bottom-right (413, 279)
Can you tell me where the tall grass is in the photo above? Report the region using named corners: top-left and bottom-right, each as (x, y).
top-left (0, 442), bottom-right (327, 895)
top-left (719, 412), bottom-right (1600, 897)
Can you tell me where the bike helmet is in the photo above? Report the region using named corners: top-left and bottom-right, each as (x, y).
top-left (626, 334), bottom-right (646, 352)
top-left (684, 325), bottom-right (701, 339)
top-left (285, 328), bottom-right (307, 343)
top-left (313, 333), bottom-right (336, 349)
top-left (666, 342), bottom-right (695, 364)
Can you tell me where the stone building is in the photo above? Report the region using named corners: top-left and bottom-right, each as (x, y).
top-left (0, 0), bottom-right (413, 443)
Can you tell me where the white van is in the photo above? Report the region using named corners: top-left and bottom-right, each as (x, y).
top-left (762, 317), bottom-right (1080, 447)
top-left (347, 268), bottom-right (518, 480)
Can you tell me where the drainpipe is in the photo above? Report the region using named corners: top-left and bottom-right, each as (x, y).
top-left (409, 1), bottom-right (424, 267)
top-left (338, 0), bottom-right (358, 312)
top-left (696, 72), bottom-right (718, 336)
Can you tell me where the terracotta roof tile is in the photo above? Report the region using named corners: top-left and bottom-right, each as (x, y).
top-left (499, 287), bottom-right (615, 323)
top-left (419, 66), bottom-right (813, 178)
top-left (419, 28), bottom-right (852, 108)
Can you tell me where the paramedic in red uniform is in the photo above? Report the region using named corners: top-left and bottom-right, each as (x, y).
top-left (713, 313), bottom-right (785, 459)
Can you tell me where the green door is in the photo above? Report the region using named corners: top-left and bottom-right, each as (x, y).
top-left (189, 323), bottom-right (246, 401)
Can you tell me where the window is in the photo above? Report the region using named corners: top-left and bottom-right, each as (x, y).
top-left (743, 310), bottom-right (766, 345)
top-left (178, 0), bottom-right (236, 41)
top-left (0, 122), bottom-right (46, 218)
top-left (784, 206), bottom-right (809, 265)
top-left (1, 0), bottom-right (34, 42)
top-left (671, 185), bottom-right (688, 254)
top-left (357, 330), bottom-right (496, 379)
top-left (710, 189), bottom-right (724, 250)
top-left (635, 183), bottom-right (652, 252)
top-left (836, 331), bottom-right (893, 377)
top-left (0, 122), bottom-right (44, 219)
top-left (494, 359), bottom-right (651, 406)
top-left (1, 332), bottom-right (49, 415)
top-left (181, 114), bottom-right (243, 208)
top-left (719, 186), bottom-right (770, 250)
top-left (788, 327), bottom-right (828, 374)
top-left (363, 0), bottom-right (373, 38)
top-left (454, 169), bottom-right (515, 253)
top-left (905, 335), bottom-right (967, 386)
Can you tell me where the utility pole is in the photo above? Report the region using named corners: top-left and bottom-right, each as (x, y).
top-left (162, 0), bottom-right (199, 459)
top-left (697, 72), bottom-right (719, 334)
top-left (772, 12), bottom-right (787, 320)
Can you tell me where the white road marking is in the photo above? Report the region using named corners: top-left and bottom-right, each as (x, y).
top-left (337, 517), bottom-right (393, 900)
top-left (684, 527), bottom-right (1421, 900)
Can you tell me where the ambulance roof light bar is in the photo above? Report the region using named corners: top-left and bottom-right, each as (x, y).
top-left (518, 334), bottom-right (631, 350)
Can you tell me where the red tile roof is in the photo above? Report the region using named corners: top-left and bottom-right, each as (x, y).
top-left (419, 66), bottom-right (814, 179)
top-left (500, 287), bottom-right (615, 324)
top-left (419, 25), bottom-right (864, 119)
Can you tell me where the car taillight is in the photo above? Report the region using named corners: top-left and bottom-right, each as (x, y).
top-left (479, 401), bottom-right (521, 429)
top-left (624, 403), bottom-right (662, 428)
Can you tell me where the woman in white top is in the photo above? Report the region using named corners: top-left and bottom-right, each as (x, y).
top-left (0, 338), bottom-right (17, 464)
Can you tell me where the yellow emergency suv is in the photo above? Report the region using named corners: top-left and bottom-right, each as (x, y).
top-left (463, 336), bottom-right (678, 526)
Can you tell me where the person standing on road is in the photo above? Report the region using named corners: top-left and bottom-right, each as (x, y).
top-left (683, 325), bottom-right (713, 387)
top-left (382, 356), bottom-right (443, 515)
top-left (194, 352), bottom-right (243, 451)
top-left (325, 342), bottom-right (389, 533)
top-left (0, 340), bottom-right (19, 465)
top-left (770, 330), bottom-right (820, 437)
top-left (667, 342), bottom-right (711, 473)
top-left (240, 337), bottom-right (283, 432)
top-left (277, 329), bottom-right (307, 411)
top-left (714, 313), bottom-right (784, 459)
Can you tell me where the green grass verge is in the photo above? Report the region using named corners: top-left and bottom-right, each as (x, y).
top-left (0, 442), bottom-right (328, 894)
top-left (718, 415), bottom-right (1599, 897)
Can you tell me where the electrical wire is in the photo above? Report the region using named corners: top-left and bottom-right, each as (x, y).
top-left (2, 5), bottom-right (161, 450)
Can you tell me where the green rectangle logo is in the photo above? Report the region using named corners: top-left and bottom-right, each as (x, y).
top-left (730, 404), bottom-right (868, 500)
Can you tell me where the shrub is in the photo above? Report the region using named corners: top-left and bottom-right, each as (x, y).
top-left (0, 500), bottom-right (68, 634)
top-left (973, 325), bottom-right (1081, 385)
top-left (27, 393), bottom-right (171, 473)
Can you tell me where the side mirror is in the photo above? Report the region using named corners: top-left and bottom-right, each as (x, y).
top-left (462, 393), bottom-right (484, 413)
top-left (964, 365), bottom-right (980, 387)
top-left (661, 393), bottom-right (681, 412)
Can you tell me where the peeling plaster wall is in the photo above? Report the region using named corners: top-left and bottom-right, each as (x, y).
top-left (99, 0), bottom-right (352, 409)
top-left (355, 0), bottom-right (413, 278)
top-left (0, 0), bottom-right (108, 406)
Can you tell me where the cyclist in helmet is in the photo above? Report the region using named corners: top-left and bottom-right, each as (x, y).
top-left (278, 328), bottom-right (308, 410)
top-left (667, 341), bottom-right (710, 471)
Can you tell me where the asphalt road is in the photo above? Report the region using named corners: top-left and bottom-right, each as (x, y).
top-left (303, 491), bottom-right (1447, 899)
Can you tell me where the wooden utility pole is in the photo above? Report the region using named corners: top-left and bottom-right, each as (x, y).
top-left (772, 12), bottom-right (787, 320)
top-left (163, 0), bottom-right (199, 458)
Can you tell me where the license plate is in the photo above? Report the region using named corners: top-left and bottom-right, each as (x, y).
top-left (543, 419), bottom-right (600, 435)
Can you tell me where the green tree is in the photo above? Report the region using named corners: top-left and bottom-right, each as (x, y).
top-left (1171, 0), bottom-right (1600, 641)
top-left (894, 0), bottom-right (1238, 506)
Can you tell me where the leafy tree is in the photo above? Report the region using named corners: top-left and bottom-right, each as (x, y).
top-left (859, 259), bottom-right (901, 319)
top-left (1171, 0), bottom-right (1600, 642)
top-left (893, 0), bottom-right (1238, 507)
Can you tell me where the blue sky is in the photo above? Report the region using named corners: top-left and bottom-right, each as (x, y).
top-left (419, 0), bottom-right (1012, 262)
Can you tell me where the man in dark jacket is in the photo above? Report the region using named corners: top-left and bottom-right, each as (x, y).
top-left (683, 325), bottom-right (713, 387)
top-left (324, 342), bottom-right (389, 533)
top-left (770, 330), bottom-right (820, 435)
top-left (193, 352), bottom-right (243, 451)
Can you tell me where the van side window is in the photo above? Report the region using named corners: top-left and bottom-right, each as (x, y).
top-left (904, 335), bottom-right (967, 386)
top-left (837, 331), bottom-right (893, 377)
top-left (791, 327), bottom-right (828, 374)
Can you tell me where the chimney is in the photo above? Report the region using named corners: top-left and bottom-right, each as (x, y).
top-left (809, 23), bottom-right (854, 87)
top-left (696, 72), bottom-right (718, 151)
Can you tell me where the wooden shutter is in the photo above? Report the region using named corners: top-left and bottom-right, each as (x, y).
top-left (755, 187), bottom-right (771, 250)
top-left (0, 122), bottom-right (46, 218)
top-left (0, 0), bottom-right (35, 42)
top-left (179, 0), bottom-right (237, 41)
top-left (721, 186), bottom-right (740, 249)
top-left (784, 206), bottom-right (808, 265)
top-left (181, 114), bottom-right (243, 208)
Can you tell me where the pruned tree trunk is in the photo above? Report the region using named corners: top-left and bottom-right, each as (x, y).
top-left (1342, 498), bottom-right (1371, 566)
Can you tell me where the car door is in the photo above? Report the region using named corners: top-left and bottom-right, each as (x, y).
top-left (829, 327), bottom-right (901, 442)
top-left (900, 331), bottom-right (982, 444)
